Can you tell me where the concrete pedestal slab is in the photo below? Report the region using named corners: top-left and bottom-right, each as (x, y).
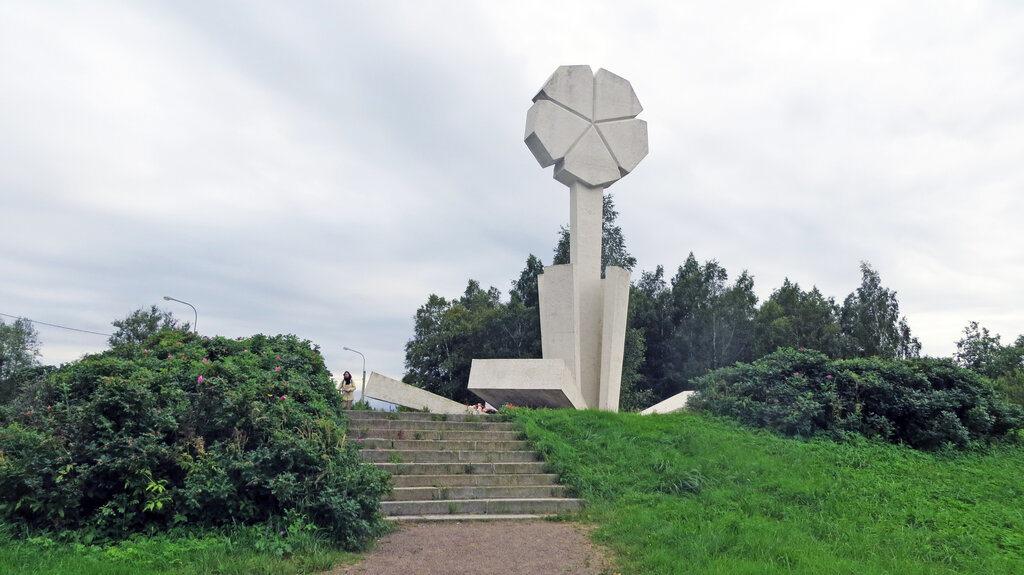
top-left (468, 358), bottom-right (586, 409)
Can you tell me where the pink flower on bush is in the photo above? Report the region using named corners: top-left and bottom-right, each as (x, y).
top-left (202, 358), bottom-right (208, 363)
top-left (197, 375), bottom-right (204, 384)
top-left (276, 356), bottom-right (281, 360)
top-left (826, 374), bottom-right (832, 379)
top-left (280, 395), bottom-right (286, 400)
top-left (275, 366), bottom-right (281, 371)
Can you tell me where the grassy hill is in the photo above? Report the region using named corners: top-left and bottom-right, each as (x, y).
top-left (515, 408), bottom-right (1024, 575)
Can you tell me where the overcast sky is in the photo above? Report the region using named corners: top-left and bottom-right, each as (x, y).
top-left (2, 0), bottom-right (1022, 381)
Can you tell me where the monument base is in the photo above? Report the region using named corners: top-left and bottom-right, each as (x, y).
top-left (468, 358), bottom-right (587, 409)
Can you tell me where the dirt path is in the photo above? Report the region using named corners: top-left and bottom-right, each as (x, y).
top-left (329, 520), bottom-right (616, 575)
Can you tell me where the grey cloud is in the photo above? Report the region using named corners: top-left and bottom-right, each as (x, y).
top-left (3, 0), bottom-right (1023, 377)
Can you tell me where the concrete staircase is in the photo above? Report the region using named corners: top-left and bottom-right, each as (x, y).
top-left (345, 410), bottom-right (584, 521)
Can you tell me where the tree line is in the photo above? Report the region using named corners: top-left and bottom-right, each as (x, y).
top-left (401, 195), bottom-right (1022, 410)
top-left (2, 213), bottom-right (1021, 413)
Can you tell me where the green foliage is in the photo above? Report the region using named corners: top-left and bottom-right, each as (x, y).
top-left (669, 255), bottom-right (757, 378)
top-left (627, 259), bottom-right (925, 406)
top-left (955, 321), bottom-right (1004, 377)
top-left (993, 370), bottom-right (1024, 407)
top-left (510, 254), bottom-right (544, 308)
top-left (108, 306), bottom-right (187, 348)
top-left (617, 327), bottom-right (653, 412)
top-left (839, 262), bottom-right (921, 359)
top-left (627, 255), bottom-right (759, 401)
top-left (0, 318), bottom-right (41, 403)
top-left (514, 408), bottom-right (1024, 574)
top-left (954, 323), bottom-right (1024, 407)
top-left (689, 347), bottom-right (1024, 449)
top-left (753, 279), bottom-right (842, 358)
top-left (956, 320), bottom-right (1024, 372)
top-left (0, 330), bottom-right (389, 550)
top-left (403, 279), bottom-right (541, 403)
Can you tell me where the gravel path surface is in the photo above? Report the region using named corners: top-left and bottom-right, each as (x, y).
top-left (329, 520), bottom-right (615, 575)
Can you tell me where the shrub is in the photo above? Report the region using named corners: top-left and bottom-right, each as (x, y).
top-left (993, 369), bottom-right (1024, 407)
top-left (0, 330), bottom-right (389, 549)
top-left (690, 347), bottom-right (1024, 449)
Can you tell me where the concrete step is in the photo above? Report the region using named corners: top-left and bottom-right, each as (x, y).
top-left (348, 418), bottom-right (516, 432)
top-left (387, 485), bottom-right (567, 501)
top-left (350, 410), bottom-right (583, 520)
top-left (382, 498), bottom-right (584, 517)
top-left (361, 449), bottom-right (539, 464)
top-left (358, 438), bottom-right (532, 451)
top-left (345, 410), bottom-right (504, 423)
top-left (392, 473), bottom-right (560, 488)
top-left (351, 428), bottom-right (520, 441)
top-left (386, 514), bottom-right (545, 522)
top-left (380, 462), bottom-right (548, 476)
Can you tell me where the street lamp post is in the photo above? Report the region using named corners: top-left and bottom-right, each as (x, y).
top-left (162, 296), bottom-right (198, 334)
top-left (342, 346), bottom-right (367, 402)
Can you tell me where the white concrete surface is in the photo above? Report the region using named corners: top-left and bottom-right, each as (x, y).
top-left (596, 119), bottom-right (648, 175)
top-left (593, 68), bottom-right (643, 122)
top-left (537, 264), bottom-right (581, 388)
top-left (523, 65), bottom-right (648, 188)
top-left (467, 358), bottom-right (586, 409)
top-left (534, 64), bottom-right (595, 120)
top-left (640, 390), bottom-right (696, 415)
top-left (598, 266), bottom-right (630, 412)
top-left (525, 99), bottom-right (589, 168)
top-left (364, 372), bottom-right (474, 414)
top-left (571, 181), bottom-right (604, 409)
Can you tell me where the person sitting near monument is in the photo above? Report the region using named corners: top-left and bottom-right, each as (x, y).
top-left (340, 371), bottom-right (356, 409)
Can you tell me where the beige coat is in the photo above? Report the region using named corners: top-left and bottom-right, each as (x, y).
top-left (341, 378), bottom-right (357, 401)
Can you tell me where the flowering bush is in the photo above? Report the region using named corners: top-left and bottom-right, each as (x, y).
top-left (690, 347), bottom-right (1024, 449)
top-left (0, 330), bottom-right (389, 549)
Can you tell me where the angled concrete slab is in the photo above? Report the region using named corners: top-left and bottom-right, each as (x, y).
top-left (640, 390), bottom-right (696, 415)
top-left (364, 372), bottom-right (474, 414)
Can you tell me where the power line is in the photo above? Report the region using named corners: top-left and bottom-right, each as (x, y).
top-left (0, 312), bottom-right (111, 337)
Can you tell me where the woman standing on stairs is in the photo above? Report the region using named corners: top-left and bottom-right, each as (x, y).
top-left (341, 371), bottom-right (356, 409)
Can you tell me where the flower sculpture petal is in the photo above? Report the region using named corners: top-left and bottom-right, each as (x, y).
top-left (525, 65), bottom-right (648, 188)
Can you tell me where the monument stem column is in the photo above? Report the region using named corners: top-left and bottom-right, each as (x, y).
top-left (570, 181), bottom-right (605, 408)
top-left (569, 181), bottom-right (603, 280)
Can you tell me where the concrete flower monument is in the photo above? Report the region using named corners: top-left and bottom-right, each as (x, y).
top-left (469, 65), bottom-right (648, 411)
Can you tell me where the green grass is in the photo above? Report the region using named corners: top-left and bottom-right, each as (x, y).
top-left (0, 527), bottom-right (360, 575)
top-left (515, 409), bottom-right (1024, 575)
